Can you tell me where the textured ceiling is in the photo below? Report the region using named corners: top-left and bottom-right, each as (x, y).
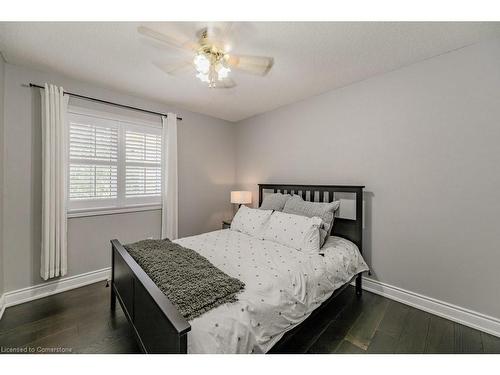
top-left (1, 22), bottom-right (500, 122)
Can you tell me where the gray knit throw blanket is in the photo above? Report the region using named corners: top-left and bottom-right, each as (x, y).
top-left (124, 239), bottom-right (245, 321)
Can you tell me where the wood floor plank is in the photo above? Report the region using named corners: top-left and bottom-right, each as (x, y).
top-left (0, 283), bottom-right (107, 334)
top-left (377, 301), bottom-right (409, 338)
top-left (0, 296), bottom-right (111, 348)
top-left (73, 313), bottom-right (132, 352)
top-left (308, 290), bottom-right (381, 353)
top-left (22, 326), bottom-right (79, 353)
top-left (335, 340), bottom-right (365, 354)
top-left (0, 325), bottom-right (44, 348)
top-left (76, 325), bottom-right (138, 354)
top-left (344, 292), bottom-right (389, 350)
top-left (367, 330), bottom-right (398, 353)
top-left (101, 336), bottom-right (140, 354)
top-left (481, 332), bottom-right (500, 354)
top-left (0, 282), bottom-right (130, 353)
top-left (454, 325), bottom-right (483, 353)
top-left (395, 308), bottom-right (431, 353)
top-left (307, 291), bottom-right (366, 353)
top-left (424, 315), bottom-right (454, 353)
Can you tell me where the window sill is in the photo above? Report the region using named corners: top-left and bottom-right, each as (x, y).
top-left (67, 204), bottom-right (162, 219)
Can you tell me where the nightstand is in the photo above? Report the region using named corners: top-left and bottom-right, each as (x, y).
top-left (222, 219), bottom-right (232, 229)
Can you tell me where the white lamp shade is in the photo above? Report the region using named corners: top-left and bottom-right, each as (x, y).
top-left (231, 191), bottom-right (252, 205)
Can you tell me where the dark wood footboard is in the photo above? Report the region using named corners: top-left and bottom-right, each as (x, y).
top-left (110, 239), bottom-right (191, 353)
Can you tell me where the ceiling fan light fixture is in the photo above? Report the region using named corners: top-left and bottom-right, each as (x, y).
top-left (193, 50), bottom-right (232, 87)
top-left (193, 53), bottom-right (210, 74)
top-left (196, 72), bottom-right (210, 83)
top-left (138, 25), bottom-right (275, 89)
top-left (217, 65), bottom-right (231, 80)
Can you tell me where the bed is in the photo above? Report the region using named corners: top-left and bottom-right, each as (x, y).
top-left (110, 184), bottom-right (368, 353)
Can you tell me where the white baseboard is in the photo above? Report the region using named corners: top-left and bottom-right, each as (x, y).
top-left (2, 267), bottom-right (111, 312)
top-left (360, 277), bottom-right (500, 338)
top-left (0, 294), bottom-right (5, 320)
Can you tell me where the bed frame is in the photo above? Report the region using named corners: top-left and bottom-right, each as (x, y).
top-left (110, 184), bottom-right (364, 353)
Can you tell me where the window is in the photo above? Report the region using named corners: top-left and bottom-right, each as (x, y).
top-left (125, 130), bottom-right (162, 199)
top-left (67, 110), bottom-right (162, 215)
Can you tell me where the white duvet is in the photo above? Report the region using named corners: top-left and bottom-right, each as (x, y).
top-left (174, 229), bottom-right (368, 354)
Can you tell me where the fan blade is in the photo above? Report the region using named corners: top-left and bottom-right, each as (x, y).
top-left (212, 78), bottom-right (237, 89)
top-left (204, 24), bottom-right (219, 41)
top-left (154, 61), bottom-right (193, 76)
top-left (226, 55), bottom-right (274, 76)
top-left (204, 22), bottom-right (233, 48)
top-left (218, 22), bottom-right (235, 53)
top-left (199, 22), bottom-right (245, 53)
top-left (138, 26), bottom-right (197, 52)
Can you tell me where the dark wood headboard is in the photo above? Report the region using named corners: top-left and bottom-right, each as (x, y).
top-left (258, 184), bottom-right (364, 253)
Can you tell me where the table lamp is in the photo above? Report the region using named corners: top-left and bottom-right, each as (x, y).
top-left (231, 191), bottom-right (252, 208)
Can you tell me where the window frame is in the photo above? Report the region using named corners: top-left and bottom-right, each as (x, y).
top-left (66, 106), bottom-right (163, 218)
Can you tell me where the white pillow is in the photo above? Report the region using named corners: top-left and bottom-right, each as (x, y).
top-left (230, 205), bottom-right (273, 237)
top-left (261, 211), bottom-right (322, 253)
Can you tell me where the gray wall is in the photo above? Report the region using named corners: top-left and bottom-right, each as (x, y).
top-left (0, 55), bottom-right (4, 298)
top-left (2, 63), bottom-right (236, 292)
top-left (235, 39), bottom-right (500, 320)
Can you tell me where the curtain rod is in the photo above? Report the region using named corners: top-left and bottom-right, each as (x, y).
top-left (24, 83), bottom-right (183, 121)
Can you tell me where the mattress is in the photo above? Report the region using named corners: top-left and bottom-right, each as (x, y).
top-left (174, 229), bottom-right (369, 354)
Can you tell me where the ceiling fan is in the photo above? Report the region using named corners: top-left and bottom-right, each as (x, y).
top-left (138, 25), bottom-right (274, 88)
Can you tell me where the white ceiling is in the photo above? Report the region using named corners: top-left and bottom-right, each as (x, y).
top-left (1, 22), bottom-right (500, 122)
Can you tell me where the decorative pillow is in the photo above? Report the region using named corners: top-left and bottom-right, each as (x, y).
top-left (282, 195), bottom-right (340, 246)
top-left (230, 205), bottom-right (273, 238)
top-left (259, 192), bottom-right (292, 211)
top-left (261, 211), bottom-right (322, 253)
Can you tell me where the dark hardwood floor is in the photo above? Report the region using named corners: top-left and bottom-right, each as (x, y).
top-left (0, 281), bottom-right (499, 354)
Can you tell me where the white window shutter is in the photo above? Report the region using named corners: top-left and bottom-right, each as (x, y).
top-left (125, 130), bottom-right (162, 198)
top-left (67, 110), bottom-right (163, 212)
top-left (69, 120), bottom-right (118, 201)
